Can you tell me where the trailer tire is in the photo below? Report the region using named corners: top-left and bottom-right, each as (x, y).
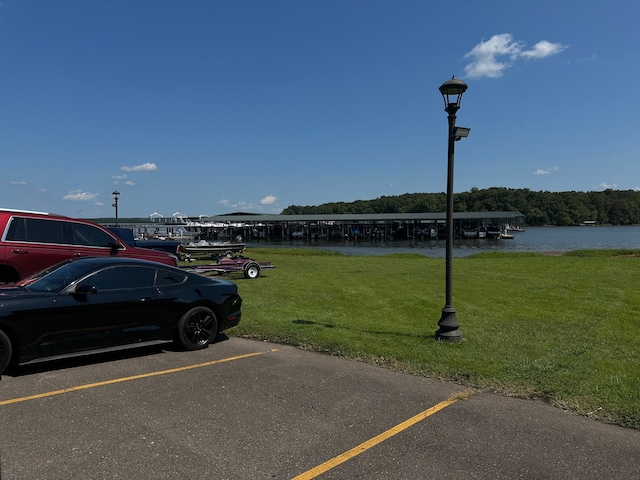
top-left (225, 251), bottom-right (234, 258)
top-left (244, 262), bottom-right (261, 279)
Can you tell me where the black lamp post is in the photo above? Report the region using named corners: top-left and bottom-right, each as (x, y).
top-left (112, 190), bottom-right (120, 227)
top-left (436, 76), bottom-right (469, 342)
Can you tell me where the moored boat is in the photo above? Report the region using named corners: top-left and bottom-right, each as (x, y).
top-left (486, 224), bottom-right (502, 239)
top-left (463, 228), bottom-right (478, 239)
top-left (500, 229), bottom-right (514, 240)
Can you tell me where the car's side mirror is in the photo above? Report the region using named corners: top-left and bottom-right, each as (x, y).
top-left (74, 284), bottom-right (97, 295)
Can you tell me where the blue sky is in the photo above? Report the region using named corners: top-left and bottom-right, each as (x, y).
top-left (1, 1), bottom-right (639, 219)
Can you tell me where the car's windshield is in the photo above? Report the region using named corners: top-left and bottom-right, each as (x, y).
top-left (19, 261), bottom-right (94, 292)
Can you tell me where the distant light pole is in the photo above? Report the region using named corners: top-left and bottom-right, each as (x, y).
top-left (436, 76), bottom-right (470, 342)
top-left (112, 190), bottom-right (120, 226)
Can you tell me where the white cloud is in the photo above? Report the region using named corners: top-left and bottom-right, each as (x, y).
top-left (63, 189), bottom-right (99, 201)
top-left (464, 34), bottom-right (567, 78)
top-left (10, 180), bottom-right (29, 185)
top-left (519, 40), bottom-right (567, 59)
top-left (534, 166), bottom-right (559, 175)
top-left (124, 180), bottom-right (136, 186)
top-left (113, 175), bottom-right (124, 186)
top-left (218, 198), bottom-right (261, 211)
top-left (218, 198), bottom-right (248, 209)
top-left (574, 54), bottom-right (597, 63)
top-left (121, 162), bottom-right (158, 172)
top-left (463, 34), bottom-right (520, 78)
top-left (600, 182), bottom-right (617, 190)
top-left (217, 197), bottom-right (282, 214)
top-left (221, 200), bottom-right (251, 209)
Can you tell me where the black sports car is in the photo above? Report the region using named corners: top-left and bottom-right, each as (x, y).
top-left (0, 257), bottom-right (242, 374)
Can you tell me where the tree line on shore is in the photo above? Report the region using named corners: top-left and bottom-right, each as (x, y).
top-left (282, 187), bottom-right (640, 226)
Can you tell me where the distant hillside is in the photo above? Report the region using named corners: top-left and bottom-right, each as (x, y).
top-left (282, 187), bottom-right (640, 226)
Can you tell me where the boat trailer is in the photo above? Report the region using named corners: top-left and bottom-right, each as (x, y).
top-left (181, 255), bottom-right (275, 279)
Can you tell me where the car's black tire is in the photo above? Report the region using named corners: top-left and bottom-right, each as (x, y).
top-left (0, 329), bottom-right (12, 375)
top-left (175, 306), bottom-right (218, 351)
top-left (244, 262), bottom-right (261, 279)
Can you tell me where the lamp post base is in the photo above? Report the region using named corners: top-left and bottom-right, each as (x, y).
top-left (436, 306), bottom-right (463, 342)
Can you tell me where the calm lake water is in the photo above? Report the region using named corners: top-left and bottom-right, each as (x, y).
top-left (246, 226), bottom-right (640, 258)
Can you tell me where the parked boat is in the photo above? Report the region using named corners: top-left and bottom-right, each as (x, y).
top-left (180, 240), bottom-right (246, 258)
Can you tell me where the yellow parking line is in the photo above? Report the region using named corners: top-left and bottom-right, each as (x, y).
top-left (0, 349), bottom-right (278, 406)
top-left (292, 389), bottom-right (474, 480)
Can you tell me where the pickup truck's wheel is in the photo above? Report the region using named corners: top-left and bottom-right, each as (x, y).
top-left (0, 330), bottom-right (12, 375)
top-left (175, 306), bottom-right (218, 350)
top-left (0, 266), bottom-right (19, 284)
top-left (244, 262), bottom-right (261, 279)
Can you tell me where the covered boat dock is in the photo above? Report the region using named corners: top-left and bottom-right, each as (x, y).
top-left (148, 211), bottom-right (525, 241)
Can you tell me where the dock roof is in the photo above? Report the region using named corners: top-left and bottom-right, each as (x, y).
top-left (200, 211), bottom-right (524, 223)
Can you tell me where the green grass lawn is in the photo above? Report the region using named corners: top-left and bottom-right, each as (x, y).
top-left (184, 248), bottom-right (640, 429)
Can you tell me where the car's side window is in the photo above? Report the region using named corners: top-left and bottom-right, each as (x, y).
top-left (155, 268), bottom-right (188, 286)
top-left (71, 223), bottom-right (117, 247)
top-left (6, 218), bottom-right (66, 244)
top-left (78, 266), bottom-right (157, 291)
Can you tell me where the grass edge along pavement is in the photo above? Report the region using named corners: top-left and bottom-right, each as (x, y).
top-left (182, 248), bottom-right (640, 430)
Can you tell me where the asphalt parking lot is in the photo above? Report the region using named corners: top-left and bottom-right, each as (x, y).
top-left (1, 336), bottom-right (638, 480)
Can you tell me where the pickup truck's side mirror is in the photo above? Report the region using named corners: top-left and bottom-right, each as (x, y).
top-left (109, 242), bottom-right (124, 253)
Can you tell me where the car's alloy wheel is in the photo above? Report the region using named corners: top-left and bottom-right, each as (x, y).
top-left (0, 330), bottom-right (12, 375)
top-left (176, 306), bottom-right (217, 350)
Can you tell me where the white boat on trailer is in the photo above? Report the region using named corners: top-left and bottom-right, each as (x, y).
top-left (180, 240), bottom-right (246, 259)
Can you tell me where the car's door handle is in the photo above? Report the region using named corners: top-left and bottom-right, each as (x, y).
top-left (140, 297), bottom-right (153, 302)
top-left (73, 252), bottom-right (88, 257)
top-left (10, 249), bottom-right (29, 254)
